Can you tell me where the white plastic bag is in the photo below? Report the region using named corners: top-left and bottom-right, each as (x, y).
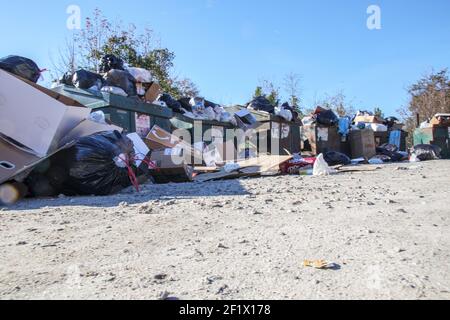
top-left (313, 154), bottom-right (335, 176)
top-left (101, 86), bottom-right (128, 97)
top-left (127, 67), bottom-right (152, 83)
top-left (89, 111), bottom-right (107, 124)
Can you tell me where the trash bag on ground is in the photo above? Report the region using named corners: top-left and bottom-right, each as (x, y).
top-left (376, 144), bottom-right (405, 162)
top-left (247, 96), bottom-right (275, 114)
top-left (411, 144), bottom-right (442, 161)
top-left (324, 151), bottom-right (351, 166)
top-left (72, 69), bottom-right (103, 90)
top-left (158, 94), bottom-right (183, 113)
top-left (103, 69), bottom-right (137, 96)
top-left (55, 131), bottom-right (135, 196)
top-left (0, 55), bottom-right (41, 83)
top-left (99, 54), bottom-right (125, 73)
top-left (316, 109), bottom-right (339, 126)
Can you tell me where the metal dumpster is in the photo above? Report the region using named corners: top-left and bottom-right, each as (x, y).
top-left (51, 85), bottom-right (174, 138)
top-left (226, 106), bottom-right (302, 156)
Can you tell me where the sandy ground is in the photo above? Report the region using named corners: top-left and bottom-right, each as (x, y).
top-left (0, 160), bottom-right (449, 300)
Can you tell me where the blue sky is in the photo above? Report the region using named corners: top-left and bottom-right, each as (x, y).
top-left (1, 0), bottom-right (449, 116)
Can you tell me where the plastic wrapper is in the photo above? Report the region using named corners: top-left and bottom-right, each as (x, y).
top-left (100, 54), bottom-right (125, 73)
top-left (72, 69), bottom-right (103, 90)
top-left (103, 69), bottom-right (137, 96)
top-left (0, 55), bottom-right (41, 83)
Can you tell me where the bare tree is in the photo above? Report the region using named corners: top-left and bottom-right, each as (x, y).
top-left (283, 72), bottom-right (302, 107)
top-left (49, 36), bottom-right (78, 81)
top-left (319, 90), bottom-right (356, 117)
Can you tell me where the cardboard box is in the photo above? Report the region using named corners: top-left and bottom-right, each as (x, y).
top-left (430, 114), bottom-right (450, 127)
top-left (144, 82), bottom-right (162, 103)
top-left (145, 125), bottom-right (203, 164)
top-left (350, 129), bottom-right (376, 159)
top-left (148, 148), bottom-right (193, 184)
top-left (354, 115), bottom-right (384, 124)
top-left (0, 69), bottom-right (91, 156)
top-left (0, 71), bottom-right (123, 184)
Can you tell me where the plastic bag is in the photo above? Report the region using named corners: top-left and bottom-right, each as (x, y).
top-left (158, 94), bottom-right (183, 113)
top-left (411, 144), bottom-right (442, 161)
top-left (376, 144), bottom-right (404, 162)
top-left (127, 67), bottom-right (152, 83)
top-left (204, 107), bottom-right (217, 121)
top-left (190, 97), bottom-right (206, 113)
top-left (57, 131), bottom-right (135, 196)
top-left (99, 54), bottom-right (124, 73)
top-left (89, 111), bottom-right (107, 124)
top-left (313, 154), bottom-right (335, 176)
top-left (316, 109), bottom-right (339, 126)
top-left (103, 69), bottom-right (137, 96)
top-left (324, 151), bottom-right (351, 166)
top-left (59, 71), bottom-right (74, 86)
top-left (338, 117), bottom-right (351, 137)
top-left (368, 123), bottom-right (388, 132)
top-left (247, 96), bottom-right (275, 113)
top-left (72, 69), bottom-right (103, 90)
top-left (275, 107), bottom-right (293, 122)
top-left (0, 55), bottom-right (41, 83)
top-left (101, 85), bottom-right (128, 97)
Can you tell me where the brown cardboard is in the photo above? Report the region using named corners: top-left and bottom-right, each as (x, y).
top-left (0, 69), bottom-right (91, 156)
top-left (149, 148), bottom-right (193, 183)
top-left (1, 119), bottom-right (123, 185)
top-left (144, 82), bottom-right (162, 103)
top-left (350, 129), bottom-right (376, 159)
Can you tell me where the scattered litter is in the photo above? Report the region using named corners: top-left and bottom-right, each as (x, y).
top-left (303, 260), bottom-right (339, 270)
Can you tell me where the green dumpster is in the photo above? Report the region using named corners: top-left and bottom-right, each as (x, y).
top-left (51, 85), bottom-right (174, 138)
top-left (226, 106), bottom-right (302, 156)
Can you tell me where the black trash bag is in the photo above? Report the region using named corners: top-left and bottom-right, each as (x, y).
top-left (247, 96), bottom-right (275, 114)
top-left (72, 69), bottom-right (103, 89)
top-left (376, 144), bottom-right (404, 162)
top-left (316, 109), bottom-right (339, 126)
top-left (59, 71), bottom-right (74, 86)
top-left (0, 55), bottom-right (41, 83)
top-left (99, 54), bottom-right (125, 73)
top-left (281, 102), bottom-right (299, 121)
top-left (384, 116), bottom-right (399, 129)
top-left (178, 97), bottom-right (193, 112)
top-left (56, 131), bottom-right (135, 196)
top-left (411, 144), bottom-right (442, 161)
top-left (158, 93), bottom-right (183, 112)
top-left (324, 151), bottom-right (351, 166)
top-left (103, 69), bottom-right (137, 96)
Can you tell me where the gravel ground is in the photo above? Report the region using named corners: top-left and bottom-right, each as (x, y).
top-left (1, 160), bottom-right (449, 300)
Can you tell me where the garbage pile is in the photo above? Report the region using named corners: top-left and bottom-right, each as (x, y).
top-left (0, 54), bottom-right (447, 206)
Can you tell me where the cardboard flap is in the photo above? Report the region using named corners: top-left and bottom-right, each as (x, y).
top-left (0, 69), bottom-right (90, 156)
